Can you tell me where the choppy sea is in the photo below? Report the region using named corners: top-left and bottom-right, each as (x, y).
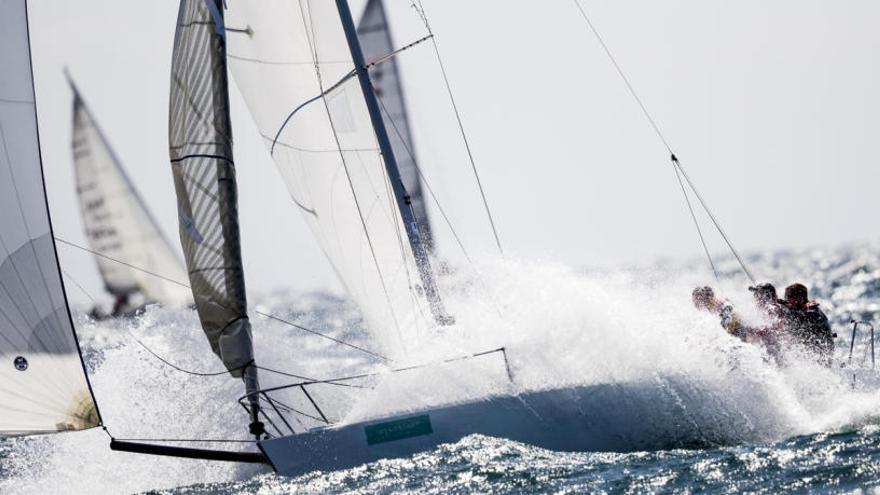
top-left (3, 244), bottom-right (880, 494)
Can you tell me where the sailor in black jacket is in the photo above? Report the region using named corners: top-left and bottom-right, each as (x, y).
top-left (782, 283), bottom-right (834, 363)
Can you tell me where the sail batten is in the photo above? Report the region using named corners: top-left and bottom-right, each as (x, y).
top-left (169, 0), bottom-right (257, 386)
top-left (0, 0), bottom-right (100, 434)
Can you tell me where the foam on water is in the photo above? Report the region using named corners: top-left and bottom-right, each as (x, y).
top-left (2, 245), bottom-right (880, 493)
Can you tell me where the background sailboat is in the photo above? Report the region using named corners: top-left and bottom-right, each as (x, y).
top-left (68, 76), bottom-right (191, 316)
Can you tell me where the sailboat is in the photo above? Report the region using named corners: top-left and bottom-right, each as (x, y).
top-left (4, 0), bottom-right (878, 479)
top-left (68, 76), bottom-right (192, 317)
top-left (217, 0), bottom-right (696, 475)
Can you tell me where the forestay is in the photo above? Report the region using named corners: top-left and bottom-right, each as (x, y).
top-left (71, 82), bottom-right (191, 306)
top-left (225, 0), bottom-right (436, 359)
top-left (0, 0), bottom-right (100, 434)
top-left (357, 0), bottom-right (433, 250)
top-left (169, 0), bottom-right (256, 382)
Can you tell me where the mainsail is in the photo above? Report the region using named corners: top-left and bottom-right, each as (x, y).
top-left (169, 0), bottom-right (260, 423)
top-left (225, 0), bottom-right (449, 359)
top-left (357, 0), bottom-right (433, 249)
top-left (0, 0), bottom-right (100, 434)
top-left (70, 79), bottom-right (191, 307)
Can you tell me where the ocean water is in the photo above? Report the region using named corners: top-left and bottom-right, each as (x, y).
top-left (2, 244), bottom-right (880, 494)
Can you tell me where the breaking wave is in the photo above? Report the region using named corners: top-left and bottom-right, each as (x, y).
top-left (2, 244), bottom-right (879, 493)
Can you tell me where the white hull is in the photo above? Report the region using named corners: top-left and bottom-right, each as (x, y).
top-left (259, 366), bottom-right (880, 477)
top-left (260, 386), bottom-right (610, 476)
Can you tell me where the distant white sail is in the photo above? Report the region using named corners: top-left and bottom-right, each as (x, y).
top-left (70, 82), bottom-right (191, 307)
top-left (357, 0), bottom-right (433, 249)
top-left (225, 0), bottom-right (437, 358)
top-left (0, 0), bottom-right (100, 434)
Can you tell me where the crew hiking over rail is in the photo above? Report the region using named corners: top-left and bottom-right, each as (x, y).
top-left (693, 282), bottom-right (835, 365)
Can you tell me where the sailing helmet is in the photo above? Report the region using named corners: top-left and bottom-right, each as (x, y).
top-left (784, 283), bottom-right (809, 306)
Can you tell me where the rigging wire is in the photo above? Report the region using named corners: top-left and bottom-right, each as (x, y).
top-left (60, 270), bottom-right (320, 380)
top-left (61, 268), bottom-right (98, 304)
top-left (571, 0), bottom-right (756, 284)
top-left (672, 163), bottom-right (720, 283)
top-left (299, 0), bottom-right (408, 349)
top-left (376, 93), bottom-right (505, 318)
top-left (672, 156), bottom-right (756, 285)
top-left (54, 236), bottom-right (391, 362)
top-left (410, 0), bottom-right (504, 255)
top-left (375, 94), bottom-right (475, 267)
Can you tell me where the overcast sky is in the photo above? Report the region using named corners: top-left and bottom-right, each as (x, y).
top-left (27, 1), bottom-right (880, 304)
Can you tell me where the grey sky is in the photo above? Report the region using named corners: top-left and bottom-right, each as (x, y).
top-left (27, 1), bottom-right (880, 304)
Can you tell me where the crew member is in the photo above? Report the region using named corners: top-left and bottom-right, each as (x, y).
top-left (781, 283), bottom-right (834, 362)
top-left (692, 286), bottom-right (746, 340)
top-left (693, 285), bottom-right (782, 363)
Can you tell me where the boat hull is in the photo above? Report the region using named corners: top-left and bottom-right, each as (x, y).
top-left (259, 367), bottom-right (880, 477)
top-left (260, 387), bottom-right (595, 476)
top-left (258, 376), bottom-right (766, 476)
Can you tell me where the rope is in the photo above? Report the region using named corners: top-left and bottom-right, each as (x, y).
top-left (376, 93), bottom-right (505, 318)
top-left (298, 1), bottom-right (408, 350)
top-left (410, 0), bottom-right (504, 255)
top-left (375, 95), bottom-right (474, 268)
top-left (62, 271), bottom-right (327, 380)
top-left (672, 157), bottom-right (756, 285)
top-left (61, 268), bottom-right (98, 304)
top-left (55, 236), bottom-right (391, 361)
top-left (252, 310), bottom-right (389, 362)
top-left (571, 0), bottom-right (756, 284)
top-left (364, 34), bottom-right (433, 69)
top-left (671, 159), bottom-right (719, 282)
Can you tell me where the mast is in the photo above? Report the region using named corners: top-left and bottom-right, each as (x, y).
top-left (336, 0), bottom-right (452, 325)
top-left (357, 0), bottom-right (435, 251)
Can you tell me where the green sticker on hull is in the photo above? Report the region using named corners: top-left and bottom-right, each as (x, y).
top-left (364, 414), bottom-right (433, 445)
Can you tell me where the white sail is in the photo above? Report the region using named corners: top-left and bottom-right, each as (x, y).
top-left (0, 0), bottom-right (100, 434)
top-left (225, 0), bottom-right (437, 358)
top-left (357, 0), bottom-right (433, 249)
top-left (71, 81), bottom-right (191, 307)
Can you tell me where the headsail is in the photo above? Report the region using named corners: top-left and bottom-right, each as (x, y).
top-left (0, 0), bottom-right (100, 434)
top-left (357, 0), bottom-right (433, 250)
top-left (70, 79), bottom-right (191, 307)
top-left (169, 0), bottom-right (261, 426)
top-left (225, 0), bottom-right (449, 359)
